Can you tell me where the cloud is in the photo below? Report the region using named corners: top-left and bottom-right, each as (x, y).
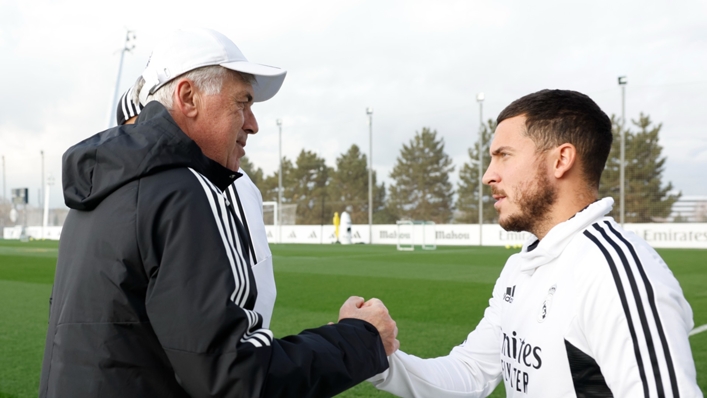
top-left (2, 0), bottom-right (707, 210)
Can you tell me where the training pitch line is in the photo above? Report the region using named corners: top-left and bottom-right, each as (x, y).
top-left (689, 324), bottom-right (707, 336)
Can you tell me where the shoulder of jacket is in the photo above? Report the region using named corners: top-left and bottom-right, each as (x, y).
top-left (136, 167), bottom-right (216, 203)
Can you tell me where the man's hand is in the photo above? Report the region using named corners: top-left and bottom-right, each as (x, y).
top-left (339, 296), bottom-right (399, 355)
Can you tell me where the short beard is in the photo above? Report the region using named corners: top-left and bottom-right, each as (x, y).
top-left (500, 169), bottom-right (557, 236)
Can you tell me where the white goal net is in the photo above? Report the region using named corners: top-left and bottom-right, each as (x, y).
top-left (396, 220), bottom-right (436, 251)
top-left (263, 202), bottom-right (297, 225)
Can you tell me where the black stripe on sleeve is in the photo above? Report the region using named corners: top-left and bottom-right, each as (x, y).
top-left (603, 222), bottom-right (680, 398)
top-left (591, 223), bottom-right (665, 397)
top-left (583, 228), bottom-right (650, 398)
top-left (195, 173), bottom-right (249, 306)
top-left (232, 188), bottom-right (257, 264)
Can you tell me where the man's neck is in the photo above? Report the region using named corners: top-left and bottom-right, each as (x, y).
top-left (533, 192), bottom-right (597, 240)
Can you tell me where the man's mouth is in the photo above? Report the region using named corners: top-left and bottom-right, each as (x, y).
top-left (492, 191), bottom-right (507, 209)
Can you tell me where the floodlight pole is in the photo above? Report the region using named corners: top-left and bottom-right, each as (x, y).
top-left (477, 93), bottom-right (485, 246)
top-left (277, 119), bottom-right (283, 244)
top-left (2, 155), bottom-right (5, 204)
top-left (367, 107), bottom-right (374, 244)
top-left (618, 76), bottom-right (627, 226)
top-left (40, 150), bottom-right (44, 208)
top-left (43, 175), bottom-right (54, 240)
top-left (110, 30), bottom-right (136, 128)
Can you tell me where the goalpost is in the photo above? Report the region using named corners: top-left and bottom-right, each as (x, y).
top-left (263, 202), bottom-right (297, 226)
top-left (263, 201), bottom-right (278, 225)
top-left (396, 220), bottom-right (436, 251)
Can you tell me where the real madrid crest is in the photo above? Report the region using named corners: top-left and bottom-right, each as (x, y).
top-left (537, 284), bottom-right (557, 323)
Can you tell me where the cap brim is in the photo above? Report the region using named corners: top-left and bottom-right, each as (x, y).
top-left (220, 61), bottom-right (287, 102)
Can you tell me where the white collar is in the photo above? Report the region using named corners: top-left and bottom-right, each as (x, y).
top-left (517, 197), bottom-right (614, 272)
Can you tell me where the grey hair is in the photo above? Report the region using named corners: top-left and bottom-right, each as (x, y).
top-left (147, 66), bottom-right (255, 109)
top-left (131, 76), bottom-right (145, 106)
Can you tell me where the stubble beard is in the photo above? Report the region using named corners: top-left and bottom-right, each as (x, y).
top-left (498, 170), bottom-right (557, 236)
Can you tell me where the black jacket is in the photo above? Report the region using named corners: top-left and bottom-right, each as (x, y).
top-left (39, 102), bottom-right (388, 398)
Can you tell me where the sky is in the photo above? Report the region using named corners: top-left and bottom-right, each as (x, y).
top-left (1, 0), bottom-right (706, 209)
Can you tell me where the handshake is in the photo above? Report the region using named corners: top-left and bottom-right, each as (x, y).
top-left (339, 296), bottom-right (400, 355)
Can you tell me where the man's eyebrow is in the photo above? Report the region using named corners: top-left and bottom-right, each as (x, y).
top-left (491, 146), bottom-right (513, 156)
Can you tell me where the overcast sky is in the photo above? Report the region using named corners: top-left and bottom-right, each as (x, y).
top-left (1, 0), bottom-right (706, 208)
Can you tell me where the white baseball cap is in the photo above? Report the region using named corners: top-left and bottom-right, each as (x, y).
top-left (140, 28), bottom-right (286, 104)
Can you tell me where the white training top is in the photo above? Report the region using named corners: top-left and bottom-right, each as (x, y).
top-left (341, 211), bottom-right (352, 230)
top-left (230, 171), bottom-right (277, 329)
top-left (370, 198), bottom-right (702, 397)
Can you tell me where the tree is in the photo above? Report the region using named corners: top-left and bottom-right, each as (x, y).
top-left (456, 119), bottom-right (498, 223)
top-left (238, 156), bottom-right (263, 187)
top-left (289, 150), bottom-right (331, 225)
top-left (328, 144), bottom-right (390, 224)
top-left (599, 113), bottom-right (680, 222)
top-left (388, 127), bottom-right (455, 223)
top-left (260, 157), bottom-right (295, 204)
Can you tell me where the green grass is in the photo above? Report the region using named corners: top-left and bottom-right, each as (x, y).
top-left (0, 241), bottom-right (705, 397)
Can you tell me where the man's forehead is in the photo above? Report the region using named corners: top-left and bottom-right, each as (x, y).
top-left (224, 75), bottom-right (255, 99)
top-left (491, 115), bottom-right (534, 151)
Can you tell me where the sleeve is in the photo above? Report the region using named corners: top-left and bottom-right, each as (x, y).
top-left (369, 275), bottom-right (505, 397)
top-left (137, 170), bottom-right (388, 398)
top-left (575, 237), bottom-right (702, 397)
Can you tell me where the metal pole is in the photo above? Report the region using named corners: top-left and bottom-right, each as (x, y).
top-left (2, 155), bottom-right (5, 204)
top-left (277, 119), bottom-right (283, 244)
top-left (618, 76), bottom-right (627, 226)
top-left (109, 30), bottom-right (136, 128)
top-left (40, 150), bottom-right (44, 208)
top-left (367, 107), bottom-right (374, 244)
top-left (477, 93), bottom-right (485, 246)
top-left (43, 178), bottom-right (51, 240)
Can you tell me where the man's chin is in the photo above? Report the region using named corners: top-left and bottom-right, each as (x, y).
top-left (499, 214), bottom-right (529, 233)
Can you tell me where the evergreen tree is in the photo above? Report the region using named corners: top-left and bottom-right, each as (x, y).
top-left (456, 119), bottom-right (498, 223)
top-left (328, 144), bottom-right (389, 224)
top-left (289, 150), bottom-right (331, 225)
top-left (260, 157), bottom-right (295, 204)
top-left (599, 113), bottom-right (680, 222)
top-left (238, 156), bottom-right (263, 187)
top-left (388, 127), bottom-right (455, 223)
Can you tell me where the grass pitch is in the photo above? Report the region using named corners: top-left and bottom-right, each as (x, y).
top-left (0, 241), bottom-right (705, 397)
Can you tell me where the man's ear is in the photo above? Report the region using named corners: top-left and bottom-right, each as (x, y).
top-left (173, 79), bottom-right (199, 118)
top-left (553, 143), bottom-right (577, 179)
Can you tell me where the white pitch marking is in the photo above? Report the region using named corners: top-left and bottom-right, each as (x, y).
top-left (689, 324), bottom-right (707, 336)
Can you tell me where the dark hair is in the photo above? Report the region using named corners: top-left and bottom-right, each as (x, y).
top-left (497, 89), bottom-right (612, 189)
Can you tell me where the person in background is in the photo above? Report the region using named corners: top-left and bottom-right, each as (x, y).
top-left (341, 205), bottom-right (352, 244)
top-left (333, 211), bottom-right (341, 243)
top-left (115, 76), bottom-right (145, 126)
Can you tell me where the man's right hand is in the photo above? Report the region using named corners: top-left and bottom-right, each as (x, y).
top-left (339, 296), bottom-right (399, 355)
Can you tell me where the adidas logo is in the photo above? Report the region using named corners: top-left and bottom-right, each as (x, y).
top-left (504, 285), bottom-right (516, 303)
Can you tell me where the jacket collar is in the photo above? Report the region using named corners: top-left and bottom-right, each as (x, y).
top-left (517, 197), bottom-right (614, 272)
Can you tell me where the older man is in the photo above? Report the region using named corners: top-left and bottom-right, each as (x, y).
top-left (40, 28), bottom-right (397, 398)
top-left (370, 90), bottom-right (701, 397)
top-left (115, 75), bottom-right (277, 328)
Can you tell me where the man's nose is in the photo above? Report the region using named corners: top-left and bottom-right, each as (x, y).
top-left (482, 161), bottom-right (497, 186)
top-left (244, 107), bottom-right (258, 135)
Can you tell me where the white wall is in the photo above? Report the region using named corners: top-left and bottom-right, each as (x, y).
top-left (4, 223), bottom-right (707, 249)
top-left (3, 225), bottom-right (62, 240)
top-left (263, 223), bottom-right (707, 249)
